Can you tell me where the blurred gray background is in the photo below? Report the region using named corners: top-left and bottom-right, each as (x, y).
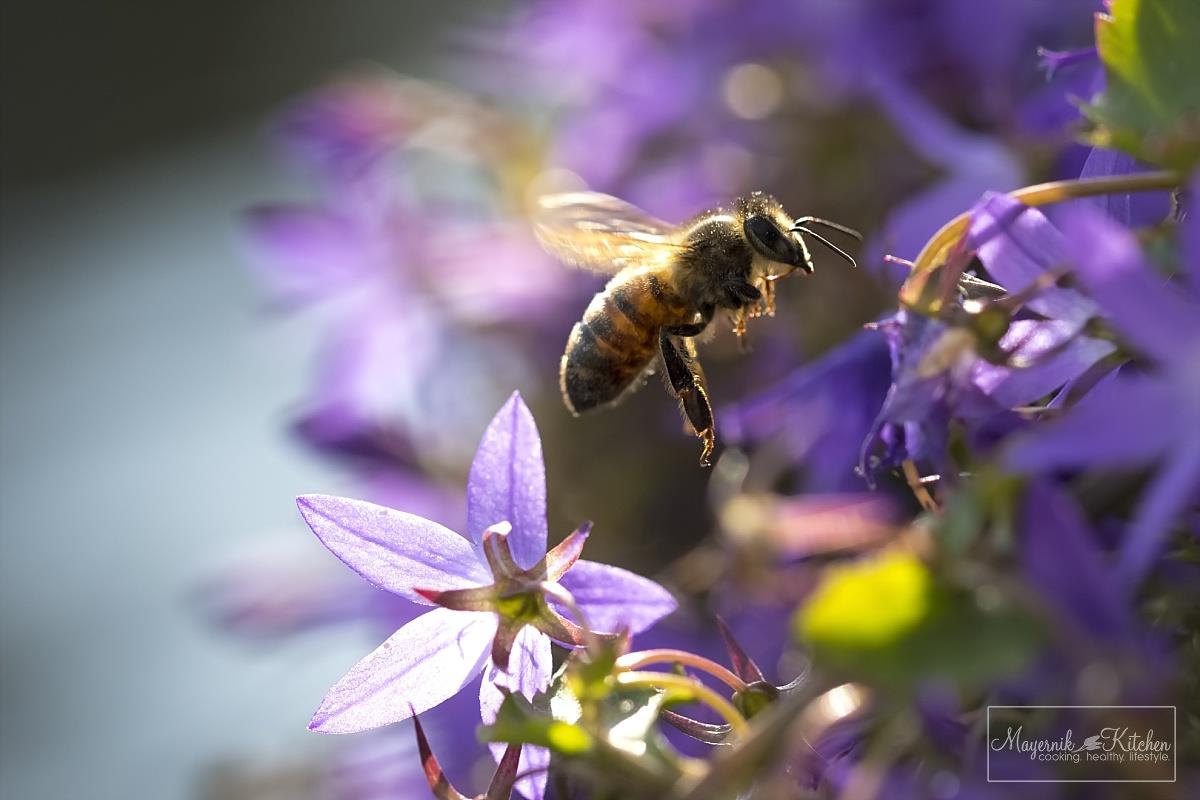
top-left (0, 3), bottom-right (484, 797)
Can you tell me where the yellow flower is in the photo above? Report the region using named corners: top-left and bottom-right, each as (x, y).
top-left (797, 551), bottom-right (932, 649)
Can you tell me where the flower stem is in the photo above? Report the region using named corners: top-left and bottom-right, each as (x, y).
top-left (615, 650), bottom-right (749, 692)
top-left (614, 671), bottom-right (749, 735)
top-left (903, 170), bottom-right (1183, 309)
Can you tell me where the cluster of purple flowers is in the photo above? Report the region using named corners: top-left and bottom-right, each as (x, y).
top-left (207, 0), bottom-right (1199, 797)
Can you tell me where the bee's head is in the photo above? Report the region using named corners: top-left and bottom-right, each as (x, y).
top-left (744, 213), bottom-right (813, 274)
top-left (736, 193), bottom-right (812, 274)
top-left (738, 192), bottom-right (860, 274)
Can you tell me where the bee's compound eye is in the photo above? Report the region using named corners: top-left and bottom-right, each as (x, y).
top-left (744, 214), bottom-right (789, 261)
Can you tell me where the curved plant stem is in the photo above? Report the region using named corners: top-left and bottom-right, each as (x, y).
top-left (614, 671), bottom-right (749, 736)
top-left (903, 170), bottom-right (1183, 309)
top-left (615, 650), bottom-right (749, 693)
top-left (902, 461), bottom-right (939, 513)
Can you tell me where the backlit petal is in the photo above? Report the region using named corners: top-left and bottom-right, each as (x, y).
top-left (560, 560), bottom-right (677, 634)
top-left (310, 608), bottom-right (496, 734)
top-left (298, 494), bottom-right (489, 603)
top-left (467, 393), bottom-right (548, 569)
top-left (480, 627), bottom-right (552, 800)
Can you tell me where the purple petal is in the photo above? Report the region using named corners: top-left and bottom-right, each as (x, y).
top-left (720, 330), bottom-right (893, 493)
top-left (242, 205), bottom-right (367, 303)
top-left (310, 608), bottom-right (496, 733)
top-left (480, 627), bottom-right (552, 800)
top-left (302, 303), bottom-right (444, 454)
top-left (1071, 147), bottom-right (1170, 228)
top-left (867, 69), bottom-right (1010, 171)
top-left (467, 393), bottom-right (548, 570)
top-left (1020, 483), bottom-right (1133, 640)
top-left (1117, 440), bottom-right (1200, 590)
top-left (1036, 47), bottom-right (1098, 81)
top-left (1059, 208), bottom-right (1200, 365)
top-left (971, 321), bottom-right (1115, 408)
top-left (559, 560), bottom-right (677, 634)
top-left (1183, 172), bottom-right (1200, 298)
top-left (1006, 375), bottom-right (1176, 472)
top-left (968, 193), bottom-right (1093, 325)
top-left (297, 495), bottom-right (489, 604)
top-left (864, 71), bottom-right (1021, 274)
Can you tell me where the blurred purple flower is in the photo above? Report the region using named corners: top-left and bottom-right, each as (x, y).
top-left (1037, 46), bottom-right (1098, 82)
top-left (196, 470), bottom-right (464, 641)
top-left (722, 330), bottom-right (894, 493)
top-left (246, 75), bottom-right (590, 468)
top-left (299, 393), bottom-right (676, 799)
top-left (1021, 44), bottom-right (1103, 137)
top-left (864, 70), bottom-right (1022, 279)
top-left (272, 78), bottom-right (409, 183)
top-left (194, 542), bottom-right (419, 641)
top-left (1019, 481), bottom-right (1136, 641)
top-left (244, 200), bottom-right (547, 467)
top-left (1007, 209), bottom-right (1200, 590)
top-left (325, 727), bottom-right (440, 800)
top-left (273, 75), bottom-right (544, 193)
top-left (858, 309), bottom-right (991, 482)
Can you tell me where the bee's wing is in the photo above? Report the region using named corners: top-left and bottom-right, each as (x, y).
top-left (533, 192), bottom-right (682, 275)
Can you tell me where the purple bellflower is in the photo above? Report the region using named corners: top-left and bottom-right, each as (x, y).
top-left (298, 392), bottom-right (677, 799)
top-left (245, 76), bottom-right (584, 468)
top-left (861, 192), bottom-right (1118, 483)
top-left (1007, 208), bottom-right (1200, 591)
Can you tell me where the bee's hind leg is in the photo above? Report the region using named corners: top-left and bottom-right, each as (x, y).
top-left (659, 330), bottom-right (715, 467)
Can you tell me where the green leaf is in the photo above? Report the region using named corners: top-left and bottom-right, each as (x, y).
top-left (480, 692), bottom-right (594, 755)
top-left (1088, 0), bottom-right (1200, 169)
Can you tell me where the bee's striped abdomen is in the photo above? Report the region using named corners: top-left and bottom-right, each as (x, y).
top-left (561, 273), bottom-right (676, 413)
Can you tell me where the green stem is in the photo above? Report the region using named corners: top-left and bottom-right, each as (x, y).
top-left (614, 671), bottom-right (749, 735)
top-left (615, 649), bottom-right (749, 692)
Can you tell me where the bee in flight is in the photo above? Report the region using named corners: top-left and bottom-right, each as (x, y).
top-left (533, 191), bottom-right (860, 466)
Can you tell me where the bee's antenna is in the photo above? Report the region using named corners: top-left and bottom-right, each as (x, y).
top-left (791, 217), bottom-right (863, 241)
top-left (794, 226), bottom-right (858, 268)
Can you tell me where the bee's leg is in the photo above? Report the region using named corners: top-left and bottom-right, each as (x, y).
top-left (762, 276), bottom-right (777, 315)
top-left (664, 304), bottom-right (715, 338)
top-left (725, 281), bottom-right (763, 306)
top-left (659, 330), bottom-right (715, 467)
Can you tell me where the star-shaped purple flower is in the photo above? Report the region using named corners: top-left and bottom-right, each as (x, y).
top-left (297, 392), bottom-right (677, 799)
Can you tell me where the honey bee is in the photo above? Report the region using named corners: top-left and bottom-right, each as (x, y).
top-left (534, 191), bottom-right (860, 466)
